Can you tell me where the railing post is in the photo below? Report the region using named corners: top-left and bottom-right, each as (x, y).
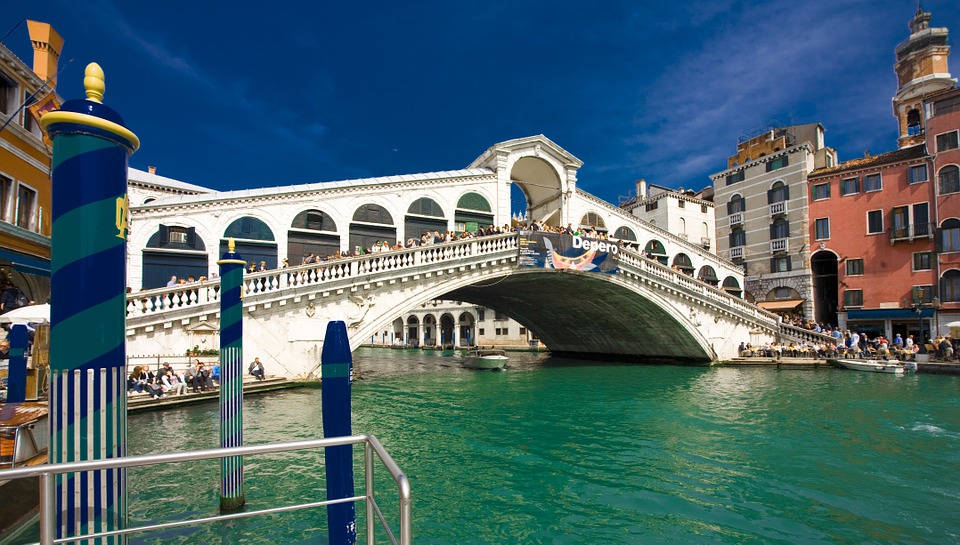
top-left (365, 441), bottom-right (375, 545)
top-left (39, 472), bottom-right (56, 545)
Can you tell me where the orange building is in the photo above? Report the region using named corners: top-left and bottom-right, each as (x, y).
top-left (0, 21), bottom-right (61, 303)
top-left (928, 86), bottom-right (960, 325)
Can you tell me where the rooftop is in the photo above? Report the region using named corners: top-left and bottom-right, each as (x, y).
top-left (808, 144), bottom-right (927, 178)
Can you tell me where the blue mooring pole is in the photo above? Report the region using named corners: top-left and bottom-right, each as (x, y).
top-left (5, 324), bottom-right (29, 403)
top-left (218, 238), bottom-right (246, 511)
top-left (40, 62), bottom-right (139, 543)
top-left (321, 320), bottom-right (357, 544)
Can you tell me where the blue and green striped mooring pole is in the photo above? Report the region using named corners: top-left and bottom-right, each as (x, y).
top-left (4, 324), bottom-right (29, 403)
top-left (218, 238), bottom-right (247, 511)
top-left (321, 320), bottom-right (357, 544)
top-left (39, 62), bottom-right (139, 543)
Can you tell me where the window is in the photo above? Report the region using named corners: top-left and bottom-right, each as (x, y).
top-left (936, 131), bottom-right (959, 152)
top-left (812, 183), bottom-right (830, 200)
top-left (864, 173), bottom-right (882, 192)
top-left (478, 328), bottom-right (485, 336)
top-left (725, 171), bottom-right (745, 185)
top-left (0, 174), bottom-right (11, 223)
top-left (908, 164), bottom-right (928, 184)
top-left (841, 177), bottom-right (860, 195)
top-left (907, 109), bottom-right (922, 136)
top-left (913, 203), bottom-right (930, 237)
top-left (941, 219), bottom-right (960, 252)
top-left (934, 95), bottom-right (960, 116)
top-left (913, 285), bottom-right (935, 304)
top-left (892, 206), bottom-right (909, 238)
top-left (867, 210), bottom-right (883, 234)
top-left (768, 181), bottom-right (789, 203)
top-left (645, 200), bottom-right (658, 212)
top-left (701, 204), bottom-right (708, 213)
top-left (843, 290), bottom-right (863, 308)
top-left (678, 200), bottom-right (685, 208)
top-left (729, 228), bottom-right (745, 248)
top-left (726, 195), bottom-right (744, 215)
top-left (770, 256), bottom-right (791, 272)
top-left (0, 74), bottom-right (17, 116)
top-left (477, 310), bottom-right (485, 321)
top-left (846, 258), bottom-right (864, 276)
top-left (168, 226), bottom-right (188, 244)
top-left (913, 252), bottom-right (933, 271)
top-left (815, 218), bottom-right (830, 240)
top-left (940, 165), bottom-right (960, 195)
top-left (766, 155), bottom-right (788, 172)
top-left (15, 184), bottom-right (36, 230)
top-left (770, 218), bottom-right (789, 239)
top-left (519, 327), bottom-right (526, 335)
top-left (942, 270), bottom-right (960, 302)
top-left (494, 311), bottom-right (507, 320)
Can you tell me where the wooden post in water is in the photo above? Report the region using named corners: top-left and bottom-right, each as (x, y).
top-left (322, 321), bottom-right (357, 544)
top-left (40, 62), bottom-right (139, 543)
top-left (218, 238), bottom-right (247, 511)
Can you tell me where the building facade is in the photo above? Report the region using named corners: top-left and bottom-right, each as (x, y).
top-left (0, 21), bottom-right (61, 304)
top-left (710, 123), bottom-right (835, 319)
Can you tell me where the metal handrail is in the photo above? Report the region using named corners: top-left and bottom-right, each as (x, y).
top-left (0, 434), bottom-right (411, 545)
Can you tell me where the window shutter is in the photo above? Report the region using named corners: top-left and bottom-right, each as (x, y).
top-left (786, 256), bottom-right (792, 271)
top-left (936, 228), bottom-right (944, 253)
top-left (727, 200), bottom-right (733, 214)
top-left (783, 155), bottom-right (789, 167)
top-left (767, 189), bottom-right (774, 204)
top-left (769, 223), bottom-right (776, 238)
top-left (158, 224), bottom-right (168, 248)
top-left (186, 227), bottom-right (196, 248)
top-left (783, 185), bottom-right (790, 200)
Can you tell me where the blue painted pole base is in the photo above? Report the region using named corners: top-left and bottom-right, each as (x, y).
top-left (321, 321), bottom-right (357, 545)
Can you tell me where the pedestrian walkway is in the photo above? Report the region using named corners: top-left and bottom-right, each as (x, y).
top-left (127, 375), bottom-right (302, 413)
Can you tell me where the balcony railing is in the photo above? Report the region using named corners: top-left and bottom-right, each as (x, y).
top-left (769, 201), bottom-right (787, 216)
top-left (730, 246), bottom-right (744, 260)
top-left (771, 238), bottom-right (788, 253)
top-left (729, 212), bottom-right (744, 227)
top-left (890, 222), bottom-right (934, 243)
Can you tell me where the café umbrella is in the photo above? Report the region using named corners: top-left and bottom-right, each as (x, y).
top-left (0, 303), bottom-right (50, 325)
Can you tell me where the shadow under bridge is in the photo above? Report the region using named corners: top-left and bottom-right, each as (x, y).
top-left (443, 269), bottom-right (713, 363)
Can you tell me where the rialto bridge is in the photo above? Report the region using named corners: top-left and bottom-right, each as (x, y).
top-left (124, 136), bottom-right (822, 377)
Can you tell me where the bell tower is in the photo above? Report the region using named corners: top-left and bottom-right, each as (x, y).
top-left (892, 5), bottom-right (955, 148)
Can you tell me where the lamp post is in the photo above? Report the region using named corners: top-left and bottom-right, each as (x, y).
top-left (904, 295), bottom-right (941, 355)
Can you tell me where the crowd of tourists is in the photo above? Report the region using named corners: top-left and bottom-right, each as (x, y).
top-left (126, 358), bottom-right (268, 398)
top-left (739, 329), bottom-right (960, 361)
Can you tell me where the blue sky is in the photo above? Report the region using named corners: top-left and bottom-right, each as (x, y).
top-left (7, 0), bottom-right (959, 207)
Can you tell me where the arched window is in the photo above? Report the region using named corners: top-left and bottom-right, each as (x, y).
top-left (224, 216), bottom-right (274, 241)
top-left (405, 198), bottom-right (447, 241)
top-left (352, 204), bottom-right (393, 225)
top-left (291, 209), bottom-right (337, 232)
top-left (679, 218), bottom-right (686, 237)
top-left (142, 225), bottom-right (208, 289)
top-left (407, 198), bottom-right (445, 217)
top-left (613, 226), bottom-right (637, 241)
top-left (941, 270), bottom-right (960, 302)
top-left (644, 240), bottom-right (668, 265)
top-left (672, 253), bottom-right (694, 274)
top-left (941, 218), bottom-right (960, 252)
top-left (907, 109), bottom-right (922, 136)
top-left (698, 265), bottom-right (718, 285)
top-left (288, 209), bottom-right (339, 261)
top-left (457, 192), bottom-right (491, 212)
top-left (221, 217), bottom-right (278, 269)
top-left (579, 211), bottom-right (606, 231)
top-left (722, 276), bottom-right (742, 298)
top-left (768, 181), bottom-right (789, 203)
top-left (350, 204), bottom-right (396, 252)
top-left (727, 194), bottom-right (745, 215)
top-left (939, 165), bottom-right (960, 195)
top-left (455, 192), bottom-right (493, 233)
top-left (770, 217), bottom-right (790, 239)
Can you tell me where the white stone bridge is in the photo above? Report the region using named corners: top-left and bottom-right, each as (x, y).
top-left (123, 135), bottom-right (827, 377)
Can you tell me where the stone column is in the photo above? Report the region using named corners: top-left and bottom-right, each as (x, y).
top-left (40, 63), bottom-right (139, 543)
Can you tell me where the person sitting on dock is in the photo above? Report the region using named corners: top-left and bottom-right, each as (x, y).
top-left (248, 357), bottom-right (266, 381)
top-left (161, 368), bottom-right (186, 396)
top-left (128, 365), bottom-right (147, 394)
top-left (185, 359), bottom-right (209, 393)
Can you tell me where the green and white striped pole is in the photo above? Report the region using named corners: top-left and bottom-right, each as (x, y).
top-left (40, 63), bottom-right (139, 543)
top-left (218, 238), bottom-right (246, 511)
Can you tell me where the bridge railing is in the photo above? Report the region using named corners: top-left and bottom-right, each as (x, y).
top-left (0, 434), bottom-right (411, 545)
top-left (126, 234), bottom-right (520, 320)
top-left (779, 322), bottom-right (836, 345)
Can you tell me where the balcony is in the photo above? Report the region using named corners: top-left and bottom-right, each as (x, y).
top-left (729, 212), bottom-right (744, 227)
top-left (769, 201), bottom-right (787, 216)
top-left (770, 238), bottom-right (788, 253)
top-left (730, 246), bottom-right (744, 261)
top-left (701, 237), bottom-right (711, 250)
top-left (890, 222), bottom-right (934, 243)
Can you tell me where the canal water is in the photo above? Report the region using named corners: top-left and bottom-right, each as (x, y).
top-left (15, 348), bottom-right (960, 544)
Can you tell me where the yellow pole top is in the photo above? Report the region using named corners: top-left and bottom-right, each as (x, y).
top-left (229, 238), bottom-right (236, 252)
top-left (84, 63), bottom-right (105, 103)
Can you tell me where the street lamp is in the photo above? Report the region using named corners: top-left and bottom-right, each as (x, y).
top-left (903, 295), bottom-right (941, 354)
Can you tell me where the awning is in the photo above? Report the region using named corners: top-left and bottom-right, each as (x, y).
top-left (0, 249), bottom-right (51, 277)
top-left (847, 308), bottom-right (934, 320)
top-left (756, 299), bottom-right (805, 311)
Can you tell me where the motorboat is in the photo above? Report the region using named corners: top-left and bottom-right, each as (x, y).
top-left (835, 359), bottom-right (913, 374)
top-left (461, 349), bottom-right (509, 370)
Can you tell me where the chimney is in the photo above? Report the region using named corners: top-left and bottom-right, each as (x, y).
top-left (635, 179), bottom-right (647, 199)
top-left (26, 21), bottom-right (64, 90)
top-left (148, 166), bottom-right (157, 174)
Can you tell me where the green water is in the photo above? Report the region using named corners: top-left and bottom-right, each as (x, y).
top-left (119, 350), bottom-right (960, 543)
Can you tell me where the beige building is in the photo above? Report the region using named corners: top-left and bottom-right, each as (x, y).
top-left (710, 123), bottom-right (837, 320)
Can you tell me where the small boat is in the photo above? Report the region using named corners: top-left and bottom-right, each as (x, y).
top-left (835, 359), bottom-right (912, 374)
top-left (461, 349), bottom-right (509, 370)
top-left (0, 402), bottom-right (49, 537)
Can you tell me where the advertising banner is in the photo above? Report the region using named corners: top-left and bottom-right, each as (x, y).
top-left (517, 231), bottom-right (619, 274)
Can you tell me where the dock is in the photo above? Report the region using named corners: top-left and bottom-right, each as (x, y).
top-left (718, 357), bottom-right (960, 375)
top-left (127, 376), bottom-right (306, 413)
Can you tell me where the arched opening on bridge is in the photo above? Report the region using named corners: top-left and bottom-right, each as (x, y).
top-left (406, 316), bottom-right (419, 347)
top-left (405, 197), bottom-right (447, 242)
top-left (613, 225), bottom-right (636, 242)
top-left (392, 318), bottom-right (404, 345)
top-left (142, 225), bottom-right (208, 289)
top-left (672, 253), bottom-right (694, 275)
top-left (510, 156), bottom-right (563, 228)
top-left (644, 239), bottom-right (668, 265)
top-left (458, 312), bottom-right (475, 347)
top-left (439, 313), bottom-right (456, 347)
top-left (697, 265), bottom-right (719, 286)
top-left (288, 209), bottom-right (339, 262)
top-left (422, 314), bottom-right (437, 346)
top-left (721, 276), bottom-right (742, 298)
top-left (811, 250), bottom-right (839, 327)
top-left (221, 217), bottom-right (277, 269)
top-left (454, 192), bottom-right (493, 234)
top-left (578, 211), bottom-right (607, 233)
top-left (350, 204), bottom-right (397, 254)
